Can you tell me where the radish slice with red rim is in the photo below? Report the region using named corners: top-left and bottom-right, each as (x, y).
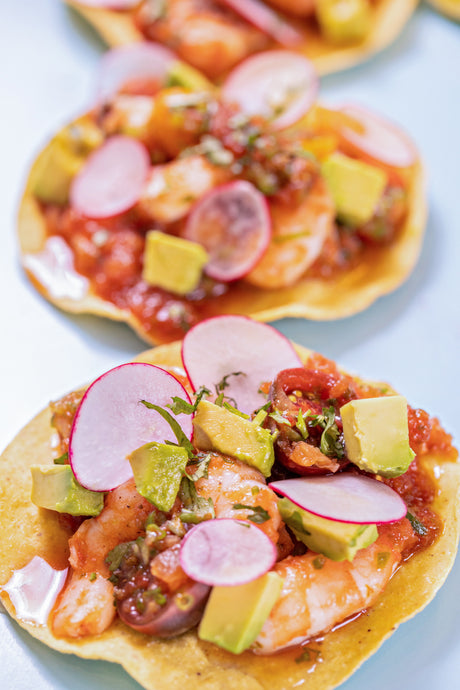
top-left (181, 315), bottom-right (302, 414)
top-left (70, 135), bottom-right (150, 218)
top-left (96, 42), bottom-right (177, 103)
top-left (69, 362), bottom-right (193, 492)
top-left (215, 0), bottom-right (303, 47)
top-left (338, 105), bottom-right (417, 169)
top-left (183, 180), bottom-right (271, 282)
top-left (180, 519), bottom-right (277, 586)
top-left (222, 51), bottom-right (318, 130)
top-left (269, 474), bottom-right (407, 525)
top-left (72, 0), bottom-right (142, 9)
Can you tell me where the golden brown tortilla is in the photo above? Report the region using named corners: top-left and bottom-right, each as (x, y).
top-left (0, 342), bottom-right (459, 690)
top-left (426, 0), bottom-right (460, 20)
top-left (17, 112), bottom-right (427, 347)
top-left (65, 0), bottom-right (418, 77)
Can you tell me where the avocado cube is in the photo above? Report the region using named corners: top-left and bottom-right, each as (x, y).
top-left (32, 142), bottom-right (83, 206)
top-left (278, 498), bottom-right (378, 562)
top-left (198, 572), bottom-right (283, 654)
top-left (129, 442), bottom-right (189, 512)
top-left (142, 230), bottom-right (209, 295)
top-left (341, 395), bottom-right (415, 477)
top-left (316, 0), bottom-right (371, 44)
top-left (31, 465), bottom-right (104, 516)
top-left (322, 152), bottom-right (388, 226)
top-left (193, 400), bottom-right (274, 477)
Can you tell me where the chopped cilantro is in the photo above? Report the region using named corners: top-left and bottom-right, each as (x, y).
top-left (296, 409), bottom-right (308, 439)
top-left (306, 407), bottom-right (345, 458)
top-left (89, 572), bottom-right (97, 582)
top-left (406, 511), bottom-right (428, 536)
top-left (140, 399), bottom-right (195, 458)
top-left (269, 410), bottom-right (291, 426)
top-left (312, 555), bottom-right (325, 570)
top-left (53, 452), bottom-right (68, 465)
top-left (222, 401), bottom-right (250, 420)
top-left (295, 647), bottom-right (322, 664)
top-left (187, 454), bottom-right (212, 482)
top-left (179, 477), bottom-right (215, 524)
top-left (232, 504), bottom-right (270, 524)
top-left (167, 386), bottom-right (211, 415)
top-left (105, 542), bottom-right (134, 573)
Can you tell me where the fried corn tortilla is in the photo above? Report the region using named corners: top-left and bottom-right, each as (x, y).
top-left (65, 0), bottom-right (418, 77)
top-left (426, 0), bottom-right (460, 20)
top-left (17, 114), bottom-right (426, 347)
top-left (0, 341), bottom-right (459, 690)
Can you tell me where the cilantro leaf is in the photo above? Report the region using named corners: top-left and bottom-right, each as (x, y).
top-left (179, 477), bottom-right (215, 523)
top-left (167, 386), bottom-right (211, 415)
top-left (232, 503), bottom-right (270, 524)
top-left (406, 511), bottom-right (428, 536)
top-left (53, 452), bottom-right (68, 465)
top-left (140, 399), bottom-right (195, 458)
top-left (187, 454), bottom-right (212, 482)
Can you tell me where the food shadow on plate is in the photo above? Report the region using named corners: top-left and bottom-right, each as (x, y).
top-left (64, 3), bottom-right (107, 55)
top-left (276, 199), bottom-right (439, 361)
top-left (6, 616), bottom-right (142, 690)
top-left (339, 552), bottom-right (460, 690)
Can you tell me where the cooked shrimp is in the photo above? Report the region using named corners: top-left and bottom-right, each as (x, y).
top-left (195, 453), bottom-right (282, 544)
top-left (256, 520), bottom-right (417, 653)
top-left (51, 571), bottom-right (115, 638)
top-left (137, 155), bottom-right (229, 223)
top-left (245, 176), bottom-right (334, 288)
top-left (135, 0), bottom-right (268, 79)
top-left (69, 479), bottom-right (153, 577)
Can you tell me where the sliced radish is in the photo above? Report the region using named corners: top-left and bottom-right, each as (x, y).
top-left (182, 315), bottom-right (302, 414)
top-left (96, 43), bottom-right (176, 103)
top-left (70, 135), bottom-right (150, 218)
top-left (69, 363), bottom-right (193, 492)
top-left (1, 557), bottom-right (68, 625)
top-left (180, 519), bottom-right (277, 586)
top-left (222, 51), bottom-right (318, 130)
top-left (183, 181), bottom-right (271, 282)
top-left (338, 105), bottom-right (417, 169)
top-left (216, 0), bottom-right (302, 47)
top-left (73, 0), bottom-right (141, 9)
top-left (269, 474), bottom-right (407, 525)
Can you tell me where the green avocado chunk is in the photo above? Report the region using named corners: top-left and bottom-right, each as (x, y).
top-left (142, 230), bottom-right (209, 295)
top-left (278, 497), bottom-right (378, 562)
top-left (193, 400), bottom-right (274, 477)
top-left (198, 572), bottom-right (283, 654)
top-left (129, 442), bottom-right (189, 512)
top-left (316, 0), bottom-right (371, 43)
top-left (32, 121), bottom-right (104, 205)
top-left (341, 395), bottom-right (415, 477)
top-left (321, 152), bottom-right (388, 226)
top-left (31, 464), bottom-right (104, 516)
top-left (166, 60), bottom-right (213, 92)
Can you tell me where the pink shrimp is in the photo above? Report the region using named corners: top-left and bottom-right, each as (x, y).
top-left (195, 453), bottom-right (282, 544)
top-left (244, 176), bottom-right (334, 288)
top-left (256, 520), bottom-right (417, 653)
top-left (51, 572), bottom-right (116, 638)
top-left (138, 155), bottom-right (230, 223)
top-left (135, 0), bottom-right (268, 79)
top-left (68, 479), bottom-right (153, 577)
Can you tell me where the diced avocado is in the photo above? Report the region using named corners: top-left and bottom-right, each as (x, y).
top-left (142, 230), bottom-right (209, 295)
top-left (166, 60), bottom-right (213, 92)
top-left (32, 121), bottom-right (104, 205)
top-left (316, 0), bottom-right (371, 44)
top-left (128, 442), bottom-right (189, 512)
top-left (193, 400), bottom-right (274, 477)
top-left (341, 395), bottom-right (415, 477)
top-left (32, 142), bottom-right (83, 206)
top-left (322, 152), bottom-right (388, 226)
top-left (278, 497), bottom-right (378, 562)
top-left (198, 572), bottom-right (283, 654)
top-left (31, 465), bottom-right (104, 516)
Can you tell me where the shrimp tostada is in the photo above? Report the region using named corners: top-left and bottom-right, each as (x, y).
top-left (18, 48), bottom-right (425, 345)
top-left (1, 316), bottom-right (459, 690)
top-left (65, 0), bottom-right (417, 79)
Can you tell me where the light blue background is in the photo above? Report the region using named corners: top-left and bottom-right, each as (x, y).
top-left (0, 1), bottom-right (459, 688)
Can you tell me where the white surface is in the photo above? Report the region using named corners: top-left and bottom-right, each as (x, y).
top-left (0, 1), bottom-right (459, 688)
